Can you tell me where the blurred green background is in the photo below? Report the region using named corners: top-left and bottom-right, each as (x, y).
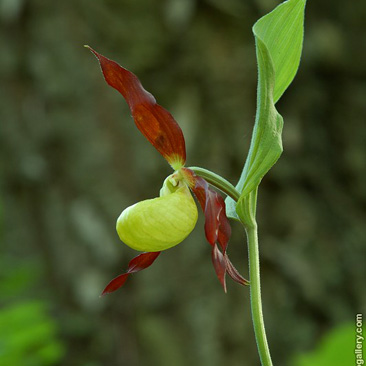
top-left (0, 0), bottom-right (365, 365)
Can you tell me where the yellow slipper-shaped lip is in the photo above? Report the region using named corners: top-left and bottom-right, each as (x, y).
top-left (116, 184), bottom-right (198, 252)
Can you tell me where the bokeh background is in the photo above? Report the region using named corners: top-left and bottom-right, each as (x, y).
top-left (0, 0), bottom-right (365, 365)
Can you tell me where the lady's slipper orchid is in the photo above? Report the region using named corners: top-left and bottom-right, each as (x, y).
top-left (87, 47), bottom-right (249, 295)
top-left (116, 176), bottom-right (198, 252)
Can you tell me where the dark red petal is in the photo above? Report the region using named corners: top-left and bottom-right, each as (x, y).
top-left (181, 168), bottom-right (230, 253)
top-left (101, 273), bottom-right (129, 296)
top-left (217, 200), bottom-right (231, 253)
top-left (87, 46), bottom-right (186, 169)
top-left (127, 252), bottom-right (161, 273)
top-left (101, 252), bottom-right (161, 296)
top-left (212, 244), bottom-right (227, 293)
top-left (181, 168), bottom-right (207, 210)
top-left (224, 254), bottom-right (250, 286)
top-left (204, 189), bottom-right (221, 245)
top-left (180, 168), bottom-right (247, 291)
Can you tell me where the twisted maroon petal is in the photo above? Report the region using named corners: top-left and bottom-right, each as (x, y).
top-left (87, 47), bottom-right (186, 169)
top-left (101, 252), bottom-right (161, 296)
top-left (181, 168), bottom-right (229, 253)
top-left (181, 168), bottom-right (248, 290)
top-left (212, 244), bottom-right (227, 293)
top-left (182, 170), bottom-right (221, 246)
top-left (192, 177), bottom-right (221, 247)
top-left (217, 206), bottom-right (231, 253)
top-left (224, 254), bottom-right (250, 286)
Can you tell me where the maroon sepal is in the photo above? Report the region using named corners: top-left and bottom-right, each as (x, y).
top-left (87, 46), bottom-right (186, 169)
top-left (181, 168), bottom-right (230, 252)
top-left (181, 168), bottom-right (248, 291)
top-left (224, 254), bottom-right (250, 286)
top-left (101, 251), bottom-right (161, 296)
top-left (212, 244), bottom-right (227, 293)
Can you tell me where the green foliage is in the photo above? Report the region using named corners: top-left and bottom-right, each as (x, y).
top-left (292, 323), bottom-right (355, 366)
top-left (255, 0), bottom-right (306, 104)
top-left (226, 0), bottom-right (306, 223)
top-left (0, 301), bottom-right (65, 366)
top-left (0, 218), bottom-right (64, 366)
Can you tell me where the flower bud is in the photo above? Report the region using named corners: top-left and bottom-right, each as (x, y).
top-left (116, 180), bottom-right (198, 252)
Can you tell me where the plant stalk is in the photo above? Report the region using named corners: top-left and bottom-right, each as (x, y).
top-left (246, 223), bottom-right (273, 366)
top-left (189, 166), bottom-right (272, 365)
top-left (188, 166), bottom-right (240, 202)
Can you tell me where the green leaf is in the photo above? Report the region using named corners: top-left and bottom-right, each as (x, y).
top-left (255, 0), bottom-right (306, 104)
top-left (226, 0), bottom-right (306, 221)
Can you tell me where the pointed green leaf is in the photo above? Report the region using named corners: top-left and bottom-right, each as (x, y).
top-left (226, 0), bottom-right (306, 221)
top-left (255, 0), bottom-right (306, 104)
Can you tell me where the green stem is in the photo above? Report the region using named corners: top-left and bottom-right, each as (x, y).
top-left (190, 166), bottom-right (272, 365)
top-left (246, 223), bottom-right (273, 366)
top-left (188, 166), bottom-right (240, 202)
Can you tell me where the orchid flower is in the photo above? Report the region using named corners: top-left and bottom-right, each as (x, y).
top-left (86, 47), bottom-right (249, 295)
top-left (84, 2), bottom-right (307, 364)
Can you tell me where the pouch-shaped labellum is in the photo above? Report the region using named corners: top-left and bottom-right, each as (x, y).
top-left (116, 186), bottom-right (198, 252)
